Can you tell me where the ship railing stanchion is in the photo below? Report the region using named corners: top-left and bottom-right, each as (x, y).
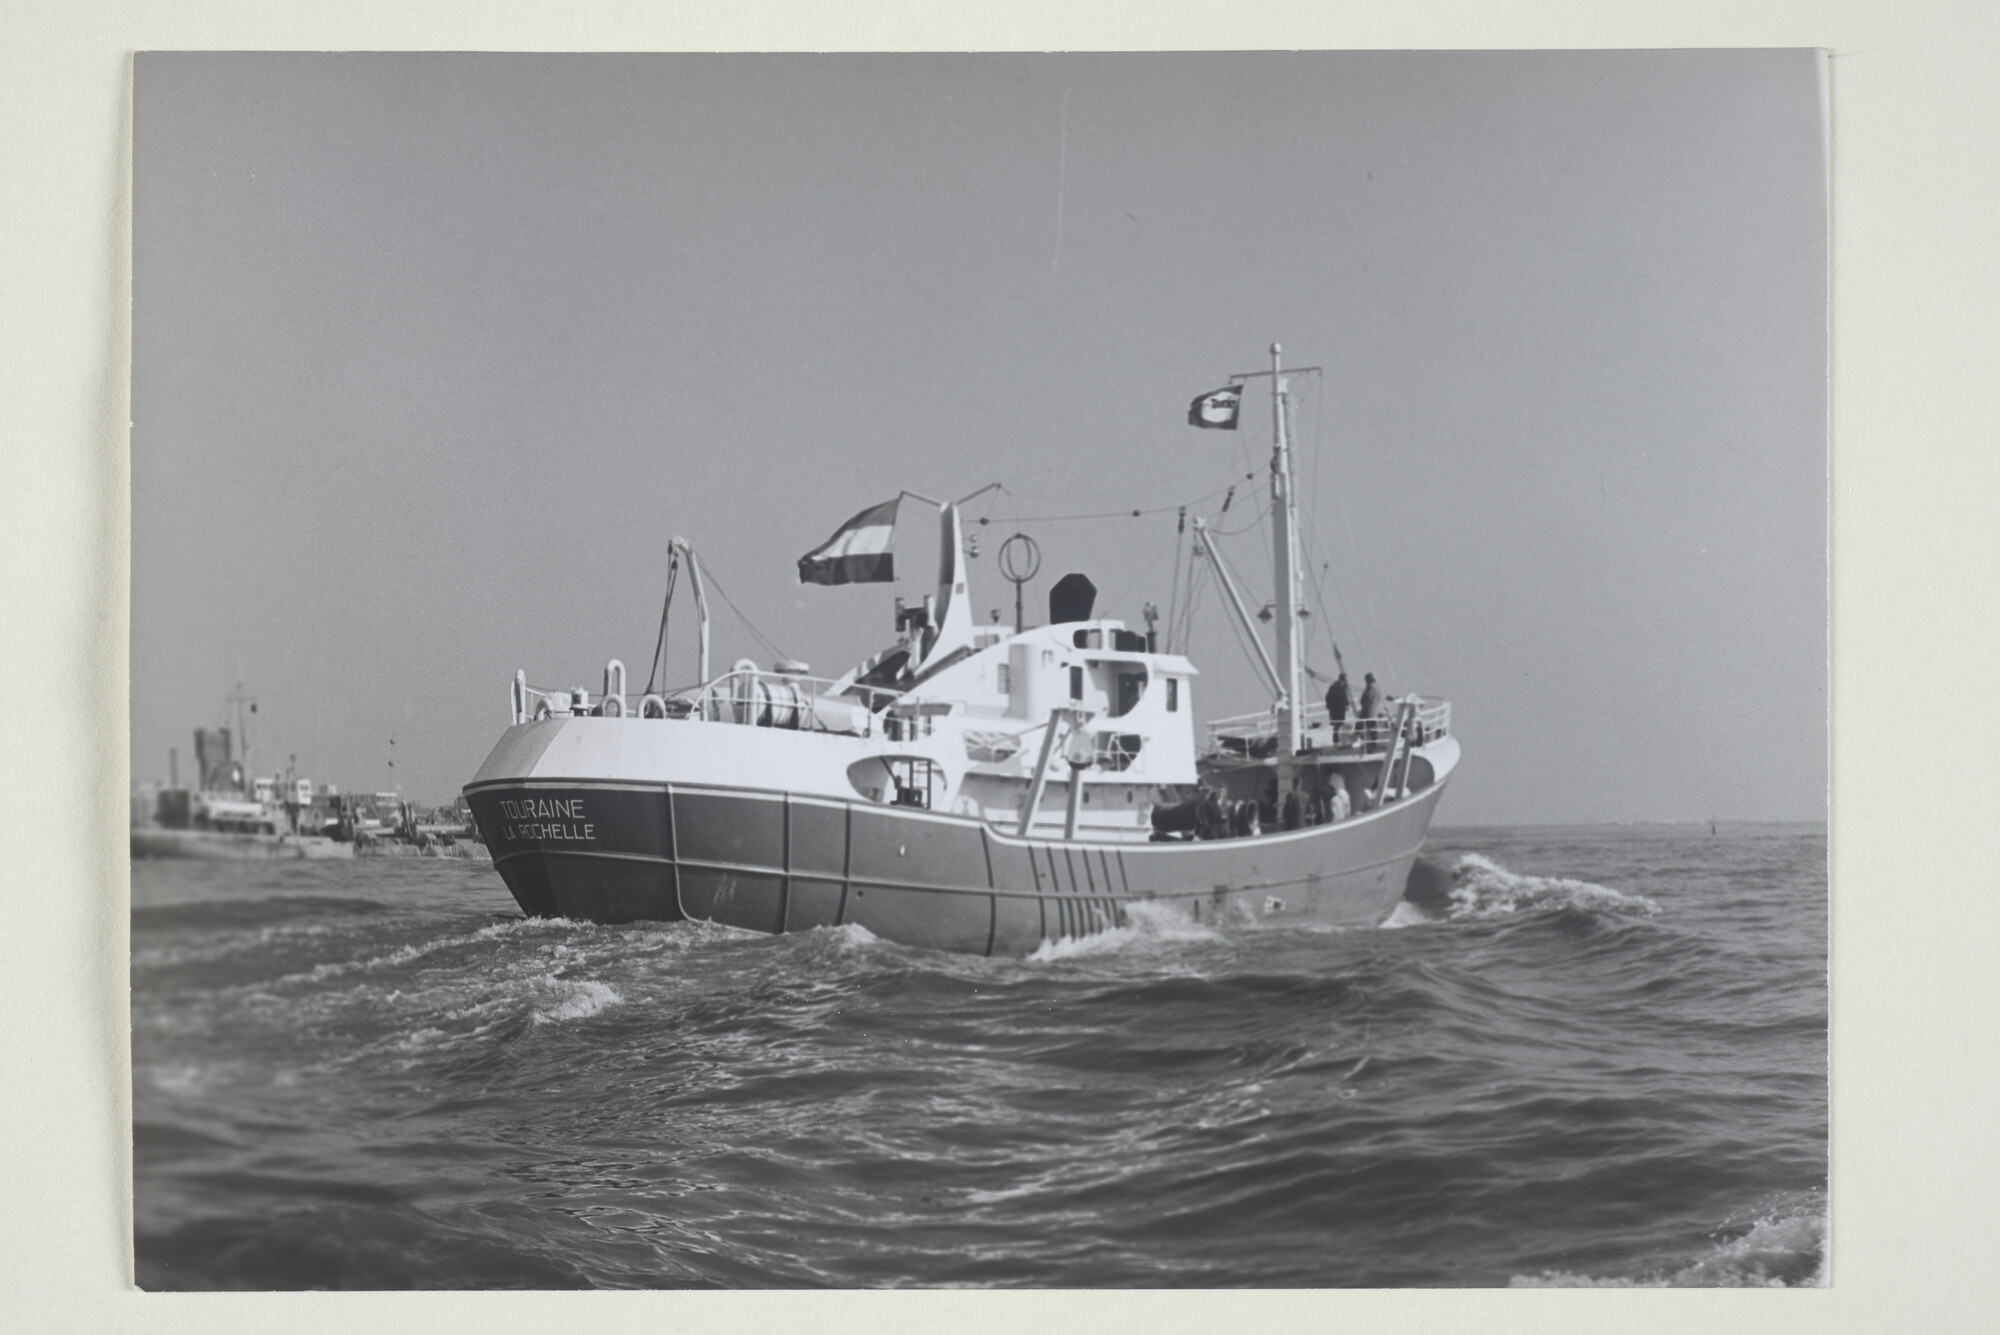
top-left (1017, 707), bottom-right (1079, 838)
top-left (1371, 699), bottom-right (1417, 808)
top-left (1062, 724), bottom-right (1096, 841)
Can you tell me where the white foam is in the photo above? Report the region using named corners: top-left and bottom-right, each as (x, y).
top-left (530, 977), bottom-right (622, 1025)
top-left (473, 915), bottom-right (594, 940)
top-left (1027, 899), bottom-right (1223, 962)
top-left (1379, 900), bottom-right (1439, 930)
top-left (1510, 1210), bottom-right (1825, 1288)
top-left (1446, 852), bottom-right (1659, 921)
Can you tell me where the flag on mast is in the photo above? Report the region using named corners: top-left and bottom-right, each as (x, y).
top-left (1187, 384), bottom-right (1242, 430)
top-left (798, 498), bottom-right (899, 585)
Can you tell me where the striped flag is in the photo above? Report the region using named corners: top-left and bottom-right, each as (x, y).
top-left (798, 498), bottom-right (899, 585)
top-left (1187, 384), bottom-right (1242, 430)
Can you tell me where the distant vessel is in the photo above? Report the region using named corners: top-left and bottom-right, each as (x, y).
top-left (131, 689), bottom-right (480, 860)
top-left (465, 346), bottom-right (1459, 953)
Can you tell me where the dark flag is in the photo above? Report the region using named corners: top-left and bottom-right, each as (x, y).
top-left (1187, 384), bottom-right (1243, 430)
top-left (798, 498), bottom-right (899, 585)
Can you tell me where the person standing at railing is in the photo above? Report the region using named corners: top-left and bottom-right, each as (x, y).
top-left (1325, 670), bottom-right (1351, 746)
top-left (1357, 673), bottom-right (1382, 746)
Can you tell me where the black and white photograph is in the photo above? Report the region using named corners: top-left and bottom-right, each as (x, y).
top-left (127, 51), bottom-right (1827, 1289)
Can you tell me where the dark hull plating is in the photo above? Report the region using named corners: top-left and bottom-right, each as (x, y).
top-left (466, 779), bottom-right (1446, 956)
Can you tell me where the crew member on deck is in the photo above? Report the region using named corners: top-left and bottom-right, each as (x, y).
top-left (1325, 671), bottom-right (1350, 744)
top-left (1325, 772), bottom-right (1351, 823)
top-left (1358, 672), bottom-right (1382, 745)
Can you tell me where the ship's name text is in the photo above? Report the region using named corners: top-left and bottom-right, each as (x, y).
top-left (496, 796), bottom-right (594, 842)
top-left (498, 797), bottom-right (586, 820)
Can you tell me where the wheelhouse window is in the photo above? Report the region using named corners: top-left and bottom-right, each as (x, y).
top-left (1111, 666), bottom-right (1149, 718)
top-left (1166, 678), bottom-right (1179, 712)
top-left (886, 757), bottom-right (936, 809)
top-left (1069, 665), bottom-right (1083, 700)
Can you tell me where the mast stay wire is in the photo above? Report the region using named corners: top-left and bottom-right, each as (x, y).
top-left (1214, 572), bottom-right (1269, 692)
top-left (1323, 450), bottom-right (1402, 689)
top-left (1175, 555), bottom-right (1209, 656)
top-left (1294, 382), bottom-right (1351, 681)
top-left (1098, 538), bottom-right (1176, 633)
top-left (1168, 532), bottom-right (1196, 652)
top-left (1299, 517), bottom-right (1356, 674)
top-left (1271, 363), bottom-right (1385, 689)
top-left (1282, 381), bottom-right (1339, 685)
top-left (699, 563), bottom-right (796, 666)
top-left (1203, 490), bottom-right (1274, 538)
top-left (978, 479), bottom-right (1235, 526)
top-left (1200, 528), bottom-right (1289, 698)
top-left (642, 550), bottom-right (681, 696)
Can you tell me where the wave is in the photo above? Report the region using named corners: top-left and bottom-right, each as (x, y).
top-left (1511, 1206), bottom-right (1825, 1287)
top-left (818, 922), bottom-right (882, 949)
top-left (133, 895), bottom-right (392, 932)
top-left (1027, 899), bottom-right (1226, 962)
top-left (1394, 852), bottom-right (1659, 926)
top-left (529, 976), bottom-right (622, 1025)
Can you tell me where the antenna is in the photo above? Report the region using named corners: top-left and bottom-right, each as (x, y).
top-left (998, 533), bottom-right (1042, 634)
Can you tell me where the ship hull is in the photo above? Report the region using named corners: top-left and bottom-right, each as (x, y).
top-left (465, 773), bottom-right (1447, 956)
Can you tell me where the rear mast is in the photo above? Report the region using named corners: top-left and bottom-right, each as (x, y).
top-left (1227, 344), bottom-right (1315, 756)
top-left (1268, 342), bottom-right (1304, 756)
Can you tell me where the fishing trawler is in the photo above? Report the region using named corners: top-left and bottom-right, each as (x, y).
top-left (464, 346), bottom-right (1458, 954)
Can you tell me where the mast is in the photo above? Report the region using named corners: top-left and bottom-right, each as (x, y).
top-left (1268, 343), bottom-right (1304, 755)
top-left (670, 537), bottom-right (711, 682)
top-left (227, 678), bottom-right (255, 782)
top-left (1205, 345), bottom-right (1320, 752)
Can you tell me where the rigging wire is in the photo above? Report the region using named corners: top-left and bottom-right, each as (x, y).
top-left (1099, 539), bottom-right (1176, 635)
top-left (1300, 516), bottom-right (1357, 677)
top-left (699, 563), bottom-right (795, 666)
top-left (1204, 493), bottom-right (1274, 538)
top-left (642, 551), bottom-right (680, 696)
top-left (1284, 376), bottom-right (1360, 688)
top-left (1205, 521), bottom-right (1273, 613)
top-left (1175, 556), bottom-right (1209, 656)
top-left (1215, 577), bottom-right (1267, 688)
top-left (1325, 459), bottom-right (1401, 688)
top-left (976, 481), bottom-right (1234, 526)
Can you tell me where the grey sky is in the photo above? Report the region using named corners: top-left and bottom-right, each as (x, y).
top-left (131, 51), bottom-right (1825, 823)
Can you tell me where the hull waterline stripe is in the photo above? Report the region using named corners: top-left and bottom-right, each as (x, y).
top-left (490, 844), bottom-right (1423, 903)
top-left (470, 774), bottom-right (1453, 852)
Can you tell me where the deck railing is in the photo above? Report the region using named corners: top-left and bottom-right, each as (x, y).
top-left (1202, 695), bottom-right (1451, 756)
top-left (510, 663), bottom-right (906, 737)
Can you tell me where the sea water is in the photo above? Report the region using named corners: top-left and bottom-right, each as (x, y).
top-left (131, 823), bottom-right (1826, 1288)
